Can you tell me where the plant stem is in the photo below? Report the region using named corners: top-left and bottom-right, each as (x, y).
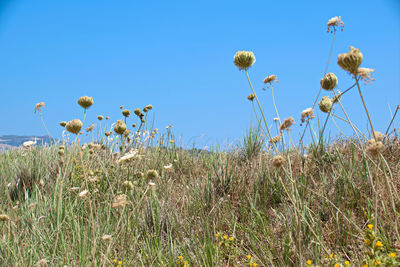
top-left (355, 77), bottom-right (376, 140)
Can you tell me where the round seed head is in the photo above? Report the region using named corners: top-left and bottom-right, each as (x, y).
top-left (143, 107), bottom-right (148, 112)
top-left (247, 94), bottom-right (255, 101)
top-left (132, 123), bottom-right (136, 128)
top-left (66, 119), bottom-right (83, 134)
top-left (59, 121), bottom-right (67, 127)
top-left (134, 172), bottom-right (144, 179)
top-left (134, 108), bottom-right (141, 116)
top-left (233, 51), bottom-right (256, 70)
top-left (146, 170), bottom-right (159, 180)
top-left (337, 46), bottom-right (363, 74)
top-left (318, 96), bottom-right (333, 113)
top-left (122, 109), bottom-right (131, 117)
top-left (58, 149), bottom-right (64, 156)
top-left (77, 96), bottom-right (94, 109)
top-left (105, 131), bottom-right (112, 137)
top-left (106, 116), bottom-right (110, 120)
top-left (272, 155), bottom-right (285, 168)
top-left (145, 104), bottom-right (153, 110)
top-left (366, 139), bottom-right (384, 157)
top-left (320, 73), bottom-right (338, 90)
top-left (0, 214), bottom-right (9, 221)
top-left (123, 181), bottom-right (134, 191)
top-left (97, 115), bottom-right (103, 121)
top-left (114, 119), bottom-right (127, 135)
top-left (59, 145), bottom-right (65, 150)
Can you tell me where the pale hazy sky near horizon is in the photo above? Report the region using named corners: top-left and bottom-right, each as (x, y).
top-left (0, 0), bottom-right (399, 148)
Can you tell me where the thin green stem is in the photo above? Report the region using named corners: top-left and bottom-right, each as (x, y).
top-left (355, 77), bottom-right (376, 140)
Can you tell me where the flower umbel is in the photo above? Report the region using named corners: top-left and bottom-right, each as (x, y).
top-left (233, 51), bottom-right (256, 70)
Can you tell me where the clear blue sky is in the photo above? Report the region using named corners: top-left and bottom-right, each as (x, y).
top-left (0, 0), bottom-right (399, 147)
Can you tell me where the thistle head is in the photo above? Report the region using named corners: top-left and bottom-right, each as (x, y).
top-left (114, 119), bottom-right (127, 135)
top-left (66, 119), bottom-right (83, 135)
top-left (337, 46), bottom-right (363, 74)
top-left (77, 96), bottom-right (94, 109)
top-left (320, 73), bottom-right (338, 90)
top-left (233, 51), bottom-right (256, 70)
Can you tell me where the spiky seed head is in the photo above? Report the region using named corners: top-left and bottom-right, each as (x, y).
top-left (77, 96), bottom-right (94, 109)
top-left (247, 94), bottom-right (256, 101)
top-left (123, 181), bottom-right (134, 191)
top-left (233, 51), bottom-right (256, 70)
top-left (327, 16), bottom-right (345, 33)
top-left (134, 108), bottom-right (141, 116)
top-left (356, 68), bottom-right (376, 84)
top-left (97, 115), bottom-right (103, 121)
top-left (272, 155), bottom-right (285, 168)
top-left (320, 73), bottom-right (338, 90)
top-left (280, 117), bottom-right (295, 131)
top-left (337, 46), bottom-right (363, 74)
top-left (146, 170), bottom-right (159, 180)
top-left (66, 119), bottom-right (83, 134)
top-left (114, 119), bottom-right (127, 135)
top-left (318, 96), bottom-right (333, 113)
top-left (122, 109), bottom-right (131, 117)
top-left (59, 121), bottom-right (67, 127)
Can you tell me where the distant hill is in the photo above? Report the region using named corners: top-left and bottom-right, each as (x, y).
top-left (0, 135), bottom-right (54, 149)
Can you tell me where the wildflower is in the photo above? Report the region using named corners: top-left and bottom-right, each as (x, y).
top-left (233, 51), bottom-right (256, 70)
top-left (374, 131), bottom-right (384, 142)
top-left (215, 233), bottom-right (220, 237)
top-left (66, 119), bottom-right (83, 135)
top-left (101, 234), bottom-right (112, 241)
top-left (365, 239), bottom-right (371, 245)
top-left (301, 108), bottom-right (315, 123)
top-left (78, 190), bottom-right (89, 199)
top-left (59, 121), bottom-right (67, 127)
top-left (279, 116), bottom-right (295, 131)
top-left (229, 237), bottom-right (234, 241)
top-left (146, 170), bottom-right (159, 180)
top-left (112, 194), bottom-right (129, 208)
top-left (114, 119), bottom-right (127, 135)
top-left (362, 264), bottom-right (368, 267)
top-left (269, 135), bottom-right (282, 144)
top-left (253, 263), bottom-right (258, 267)
top-left (0, 214), bottom-right (9, 221)
top-left (105, 131), bottom-right (112, 137)
top-left (106, 116), bottom-right (110, 120)
top-left (366, 138), bottom-right (384, 157)
top-left (247, 93), bottom-right (256, 101)
top-left (318, 96), bottom-right (333, 113)
top-left (134, 108), bottom-right (142, 116)
top-left (272, 155), bottom-right (285, 168)
top-left (23, 139), bottom-right (37, 149)
top-left (327, 16), bottom-right (345, 33)
top-left (34, 102), bottom-right (46, 113)
top-left (330, 253), bottom-right (335, 258)
top-left (58, 149), bottom-right (64, 156)
top-left (345, 261), bottom-right (350, 266)
top-left (86, 123), bottom-right (95, 132)
top-left (134, 172), bottom-right (144, 179)
top-left (337, 46), bottom-right (363, 74)
top-left (122, 109), bottom-right (131, 117)
top-left (334, 264), bottom-right (339, 267)
top-left (306, 260), bottom-right (312, 265)
top-left (122, 181), bottom-right (134, 191)
top-left (247, 255), bottom-right (252, 260)
top-left (389, 252), bottom-right (396, 258)
top-left (367, 224), bottom-right (374, 230)
top-left (223, 235), bottom-right (228, 239)
top-left (263, 74), bottom-right (278, 87)
top-left (376, 240), bottom-right (383, 247)
top-left (164, 164), bottom-right (173, 170)
top-left (77, 96), bottom-right (94, 109)
top-left (320, 73), bottom-right (338, 90)
top-left (357, 68), bottom-right (375, 84)
top-left (178, 256), bottom-right (183, 260)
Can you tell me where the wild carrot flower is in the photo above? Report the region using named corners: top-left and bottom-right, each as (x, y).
top-left (301, 108), bottom-right (315, 123)
top-left (356, 68), bottom-right (375, 84)
top-left (320, 73), bottom-right (338, 90)
top-left (279, 117), bottom-right (295, 131)
top-left (112, 194), bottom-right (129, 208)
top-left (327, 16), bottom-right (345, 33)
top-left (338, 46), bottom-right (363, 74)
top-left (318, 96), bottom-right (333, 113)
top-left (233, 51), bottom-right (256, 70)
top-left (34, 102), bottom-right (46, 113)
top-left (366, 138), bottom-right (384, 157)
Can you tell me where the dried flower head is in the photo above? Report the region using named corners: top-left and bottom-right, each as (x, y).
top-left (77, 96), bottom-right (94, 109)
top-left (301, 108), bottom-right (315, 123)
top-left (269, 135), bottom-right (282, 144)
top-left (263, 75), bottom-right (278, 89)
top-left (132, 123), bottom-right (136, 128)
top-left (114, 119), bottom-right (127, 135)
top-left (117, 149), bottom-right (139, 163)
top-left (123, 181), bottom-right (134, 191)
top-left (280, 116), bottom-right (295, 131)
top-left (34, 102), bottom-right (46, 113)
top-left (66, 119), bottom-right (83, 134)
top-left (58, 149), bottom-right (64, 156)
top-left (374, 131), bottom-right (384, 142)
top-left (366, 138), bottom-right (384, 157)
top-left (247, 93), bottom-right (256, 101)
top-left (272, 155), bottom-right (285, 168)
top-left (105, 131), bottom-right (112, 137)
top-left (123, 129), bottom-right (131, 137)
top-left (59, 121), bottom-right (67, 127)
top-left (112, 194), bottom-right (129, 208)
top-left (120, 105), bottom-right (124, 109)
top-left (327, 16), bottom-right (345, 33)
top-left (233, 51), bottom-right (256, 70)
top-left (122, 109), bottom-right (131, 117)
top-left (145, 104), bottom-right (153, 110)
top-left (86, 123), bottom-right (95, 132)
top-left (106, 116), bottom-right (110, 120)
top-left (134, 172), bottom-right (144, 179)
top-left (146, 169), bottom-right (159, 180)
top-left (59, 145), bottom-right (65, 150)
top-left (356, 68), bottom-right (375, 84)
top-left (101, 234), bottom-right (112, 241)
top-left (78, 189), bottom-right (89, 199)
top-left (97, 115), bottom-right (103, 121)
top-left (318, 96), bottom-right (333, 113)
top-left (337, 46), bottom-right (363, 74)
top-left (0, 214), bottom-right (9, 221)
top-left (320, 73), bottom-right (338, 90)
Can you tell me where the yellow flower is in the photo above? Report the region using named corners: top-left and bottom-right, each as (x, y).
top-left (373, 259), bottom-right (380, 265)
top-left (229, 237), bottom-right (234, 241)
top-left (118, 261), bottom-right (122, 265)
top-left (334, 264), bottom-right (339, 267)
top-left (215, 233), bottom-right (220, 237)
top-left (178, 256), bottom-right (183, 260)
top-left (389, 252), bottom-right (396, 258)
top-left (364, 239), bottom-right (371, 245)
top-left (367, 224), bottom-right (373, 230)
top-left (345, 261), bottom-right (350, 266)
top-left (247, 255), bottom-right (252, 260)
top-left (363, 264), bottom-right (368, 267)
top-left (306, 260), bottom-right (312, 265)
top-left (253, 263), bottom-right (258, 267)
top-left (223, 235), bottom-right (228, 239)
top-left (376, 241), bottom-right (383, 247)
top-left (330, 253), bottom-right (335, 258)
top-left (113, 259), bottom-right (117, 264)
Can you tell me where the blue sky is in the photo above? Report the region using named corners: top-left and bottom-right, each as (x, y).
top-left (0, 0), bottom-right (399, 147)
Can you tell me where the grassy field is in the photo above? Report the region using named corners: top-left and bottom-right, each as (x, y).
top-left (1, 17), bottom-right (399, 266)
